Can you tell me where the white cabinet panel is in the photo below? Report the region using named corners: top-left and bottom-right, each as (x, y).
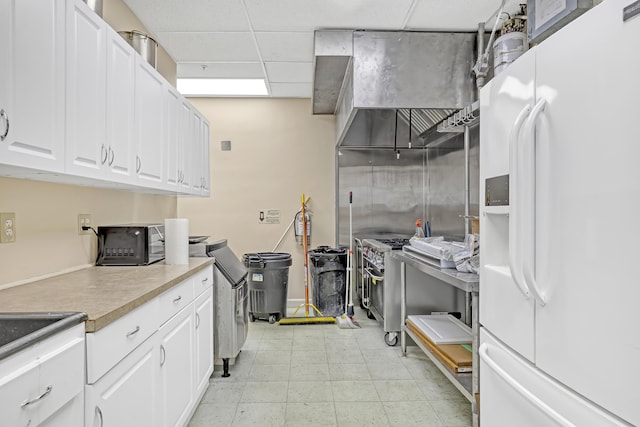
top-left (195, 288), bottom-right (214, 397)
top-left (159, 307), bottom-right (195, 427)
top-left (0, 358), bottom-right (39, 426)
top-left (164, 85), bottom-right (182, 191)
top-left (65, 0), bottom-right (107, 179)
top-left (0, 0), bottom-right (65, 172)
top-left (85, 334), bottom-right (158, 427)
top-left (105, 28), bottom-right (136, 182)
top-left (134, 57), bottom-right (165, 187)
top-left (177, 99), bottom-right (193, 193)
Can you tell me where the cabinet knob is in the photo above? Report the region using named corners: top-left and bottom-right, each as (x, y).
top-left (0, 109), bottom-right (9, 141)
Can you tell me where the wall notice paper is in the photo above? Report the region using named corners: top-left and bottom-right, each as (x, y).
top-left (258, 209), bottom-right (280, 224)
top-left (165, 218), bottom-right (189, 265)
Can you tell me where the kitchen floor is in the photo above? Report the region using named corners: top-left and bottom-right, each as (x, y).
top-left (188, 306), bottom-right (472, 427)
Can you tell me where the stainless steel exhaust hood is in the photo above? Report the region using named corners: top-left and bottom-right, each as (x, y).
top-left (312, 31), bottom-right (478, 146)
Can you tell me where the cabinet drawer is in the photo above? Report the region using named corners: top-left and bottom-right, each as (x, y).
top-left (86, 298), bottom-right (159, 383)
top-left (37, 324), bottom-right (85, 423)
top-left (158, 277), bottom-right (194, 324)
top-left (193, 266), bottom-right (213, 297)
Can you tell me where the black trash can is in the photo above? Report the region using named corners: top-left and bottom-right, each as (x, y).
top-left (308, 246), bottom-right (347, 317)
top-left (243, 252), bottom-right (292, 324)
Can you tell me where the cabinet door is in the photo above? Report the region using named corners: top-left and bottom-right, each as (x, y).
top-left (105, 28), bottom-right (135, 183)
top-left (189, 111), bottom-right (202, 195)
top-left (200, 119), bottom-right (211, 197)
top-left (85, 334), bottom-right (158, 427)
top-left (195, 288), bottom-right (214, 397)
top-left (65, 0), bottom-right (107, 179)
top-left (177, 99), bottom-right (193, 193)
top-left (164, 85), bottom-right (181, 191)
top-left (134, 58), bottom-right (164, 187)
top-left (0, 0), bottom-right (65, 172)
top-left (159, 307), bottom-right (195, 427)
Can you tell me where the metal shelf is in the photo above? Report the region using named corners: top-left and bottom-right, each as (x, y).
top-left (390, 251), bottom-right (479, 293)
top-left (405, 326), bottom-right (473, 402)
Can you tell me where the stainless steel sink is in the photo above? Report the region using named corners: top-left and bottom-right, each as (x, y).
top-left (0, 312), bottom-right (87, 361)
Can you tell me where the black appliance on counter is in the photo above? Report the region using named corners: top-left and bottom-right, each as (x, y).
top-left (96, 224), bottom-right (165, 266)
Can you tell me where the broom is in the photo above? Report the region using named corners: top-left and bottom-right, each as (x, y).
top-left (337, 192), bottom-right (360, 329)
top-left (279, 194), bottom-right (336, 325)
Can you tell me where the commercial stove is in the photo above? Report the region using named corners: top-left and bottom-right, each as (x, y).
top-left (359, 237), bottom-right (411, 346)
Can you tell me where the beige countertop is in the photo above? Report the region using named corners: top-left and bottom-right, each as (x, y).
top-left (0, 258), bottom-right (214, 332)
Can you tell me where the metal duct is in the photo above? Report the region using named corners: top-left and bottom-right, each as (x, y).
top-left (313, 31), bottom-right (478, 146)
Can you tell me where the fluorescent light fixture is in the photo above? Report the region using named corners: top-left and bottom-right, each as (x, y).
top-left (177, 78), bottom-right (268, 96)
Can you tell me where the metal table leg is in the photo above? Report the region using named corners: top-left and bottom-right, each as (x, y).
top-left (400, 261), bottom-right (406, 356)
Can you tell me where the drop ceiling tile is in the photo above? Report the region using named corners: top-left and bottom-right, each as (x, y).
top-left (122, 0), bottom-right (249, 32)
top-left (255, 32), bottom-right (314, 62)
top-left (269, 83), bottom-right (313, 98)
top-left (244, 0), bottom-right (415, 31)
top-left (405, 0), bottom-right (523, 30)
top-left (177, 62), bottom-right (265, 79)
top-left (265, 62), bottom-right (313, 83)
top-left (156, 32), bottom-right (259, 62)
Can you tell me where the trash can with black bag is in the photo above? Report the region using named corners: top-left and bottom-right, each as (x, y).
top-left (308, 246), bottom-right (347, 317)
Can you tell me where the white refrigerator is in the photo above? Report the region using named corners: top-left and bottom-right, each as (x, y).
top-left (479, 0), bottom-right (640, 425)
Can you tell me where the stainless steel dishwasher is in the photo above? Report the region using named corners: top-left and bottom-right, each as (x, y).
top-left (205, 239), bottom-right (248, 378)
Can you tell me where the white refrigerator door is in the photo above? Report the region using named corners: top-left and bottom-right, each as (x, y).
top-left (479, 48), bottom-right (536, 362)
top-left (532, 1), bottom-right (640, 424)
top-left (480, 329), bottom-right (630, 427)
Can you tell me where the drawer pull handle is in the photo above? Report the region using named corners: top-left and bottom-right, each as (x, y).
top-left (126, 326), bottom-right (140, 337)
top-left (196, 313), bottom-right (200, 329)
top-left (202, 277), bottom-right (209, 284)
top-left (0, 109), bottom-right (9, 141)
top-left (21, 385), bottom-right (52, 407)
top-left (173, 295), bottom-right (182, 304)
top-left (160, 345), bottom-right (166, 366)
top-left (96, 406), bottom-right (104, 427)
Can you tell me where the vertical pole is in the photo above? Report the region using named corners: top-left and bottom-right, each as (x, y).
top-left (464, 125), bottom-right (471, 235)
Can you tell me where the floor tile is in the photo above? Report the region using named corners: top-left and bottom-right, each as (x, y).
top-left (284, 402), bottom-right (337, 426)
top-left (331, 380), bottom-right (380, 402)
top-left (232, 402), bottom-right (286, 426)
top-left (249, 364), bottom-right (291, 381)
top-left (328, 363), bottom-right (371, 381)
top-left (254, 350), bottom-right (292, 365)
top-left (187, 402), bottom-right (237, 427)
top-left (334, 401), bottom-right (390, 426)
top-left (291, 350), bottom-right (327, 364)
top-left (417, 377), bottom-right (467, 401)
top-left (373, 380), bottom-right (425, 402)
top-left (287, 381), bottom-right (334, 402)
top-left (326, 349), bottom-right (365, 364)
top-left (367, 361), bottom-right (413, 380)
top-left (429, 399), bottom-right (473, 426)
top-left (382, 401), bottom-right (443, 427)
top-left (290, 363), bottom-right (330, 381)
top-left (259, 338), bottom-right (294, 351)
top-left (201, 381), bottom-right (246, 403)
top-left (241, 381), bottom-right (289, 402)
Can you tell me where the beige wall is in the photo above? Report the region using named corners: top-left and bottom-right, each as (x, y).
top-left (0, 178), bottom-right (176, 287)
top-left (178, 98), bottom-right (336, 300)
top-left (103, 0), bottom-right (177, 85)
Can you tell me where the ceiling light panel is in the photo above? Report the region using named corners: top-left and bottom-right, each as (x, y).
top-left (265, 62), bottom-right (313, 83)
top-left (177, 62), bottom-right (265, 79)
top-left (177, 78), bottom-right (268, 97)
top-left (156, 32), bottom-right (260, 62)
top-left (244, 0), bottom-right (416, 31)
top-left (255, 32), bottom-right (314, 62)
top-left (122, 0), bottom-right (249, 32)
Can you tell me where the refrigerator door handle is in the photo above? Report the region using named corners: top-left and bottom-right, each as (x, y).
top-left (509, 104), bottom-right (532, 298)
top-left (479, 343), bottom-right (575, 427)
top-left (522, 98), bottom-right (547, 306)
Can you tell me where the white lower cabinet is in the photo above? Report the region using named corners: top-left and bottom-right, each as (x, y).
top-left (85, 268), bottom-right (214, 426)
top-left (0, 323), bottom-right (85, 427)
top-left (84, 334), bottom-right (158, 427)
top-left (159, 305), bottom-right (195, 427)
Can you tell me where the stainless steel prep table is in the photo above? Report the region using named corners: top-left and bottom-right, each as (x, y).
top-left (391, 250), bottom-right (479, 426)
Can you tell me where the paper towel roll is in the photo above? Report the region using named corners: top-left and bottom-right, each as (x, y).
top-left (164, 218), bottom-right (189, 265)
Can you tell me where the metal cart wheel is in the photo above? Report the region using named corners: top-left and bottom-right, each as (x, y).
top-left (249, 312), bottom-right (255, 322)
top-left (384, 332), bottom-right (398, 347)
top-left (268, 314), bottom-right (277, 324)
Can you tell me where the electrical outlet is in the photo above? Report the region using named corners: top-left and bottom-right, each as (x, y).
top-left (0, 212), bottom-right (16, 243)
top-left (78, 214), bottom-right (92, 235)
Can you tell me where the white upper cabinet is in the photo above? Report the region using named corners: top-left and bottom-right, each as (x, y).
top-left (0, 0), bottom-right (66, 172)
top-left (65, 0), bottom-right (107, 179)
top-left (134, 57), bottom-right (165, 187)
top-left (0, 0), bottom-right (210, 196)
top-left (191, 111), bottom-right (211, 197)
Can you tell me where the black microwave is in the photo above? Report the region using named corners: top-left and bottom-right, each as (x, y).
top-left (96, 224), bottom-right (165, 266)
